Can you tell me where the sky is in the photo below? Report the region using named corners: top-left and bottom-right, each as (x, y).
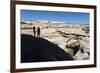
top-left (21, 9), bottom-right (90, 24)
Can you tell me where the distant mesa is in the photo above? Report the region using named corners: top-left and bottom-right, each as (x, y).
top-left (21, 20), bottom-right (66, 24)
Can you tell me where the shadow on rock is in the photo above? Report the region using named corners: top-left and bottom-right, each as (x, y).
top-left (21, 34), bottom-right (74, 63)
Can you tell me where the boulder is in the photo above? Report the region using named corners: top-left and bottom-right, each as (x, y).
top-left (64, 38), bottom-right (80, 57)
top-left (67, 39), bottom-right (80, 48)
top-left (64, 47), bottom-right (74, 57)
top-left (73, 50), bottom-right (89, 60)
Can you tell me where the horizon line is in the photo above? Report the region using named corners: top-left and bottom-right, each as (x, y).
top-left (21, 19), bottom-right (89, 25)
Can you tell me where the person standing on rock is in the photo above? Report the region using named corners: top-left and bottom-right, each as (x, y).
top-left (37, 27), bottom-right (41, 38)
top-left (33, 26), bottom-right (36, 37)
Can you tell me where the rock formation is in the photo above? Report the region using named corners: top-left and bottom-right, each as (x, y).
top-left (21, 20), bottom-right (90, 60)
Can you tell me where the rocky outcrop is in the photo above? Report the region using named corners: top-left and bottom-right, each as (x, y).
top-left (63, 33), bottom-right (90, 60)
top-left (67, 39), bottom-right (79, 48)
top-left (21, 20), bottom-right (90, 60)
top-left (21, 34), bottom-right (73, 63)
top-left (64, 35), bottom-right (80, 57)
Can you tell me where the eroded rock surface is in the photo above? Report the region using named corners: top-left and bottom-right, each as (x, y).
top-left (21, 20), bottom-right (90, 60)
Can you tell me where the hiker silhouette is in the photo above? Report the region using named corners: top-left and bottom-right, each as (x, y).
top-left (37, 27), bottom-right (41, 38)
top-left (33, 26), bottom-right (36, 37)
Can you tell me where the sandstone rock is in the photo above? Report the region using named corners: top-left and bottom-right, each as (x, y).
top-left (67, 39), bottom-right (80, 48)
top-left (64, 47), bottom-right (74, 56)
top-left (21, 20), bottom-right (90, 60)
top-left (73, 50), bottom-right (89, 60)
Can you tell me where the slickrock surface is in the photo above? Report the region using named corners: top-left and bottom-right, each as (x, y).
top-left (21, 20), bottom-right (90, 60)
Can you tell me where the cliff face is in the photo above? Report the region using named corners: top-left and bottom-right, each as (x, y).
top-left (21, 20), bottom-right (90, 60)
